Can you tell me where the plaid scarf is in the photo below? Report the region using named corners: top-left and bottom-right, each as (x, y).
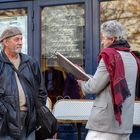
top-left (98, 40), bottom-right (136, 125)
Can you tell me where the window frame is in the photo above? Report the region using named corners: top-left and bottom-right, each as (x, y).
top-left (33, 0), bottom-right (99, 74)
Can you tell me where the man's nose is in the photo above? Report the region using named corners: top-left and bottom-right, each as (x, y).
top-left (18, 39), bottom-right (22, 44)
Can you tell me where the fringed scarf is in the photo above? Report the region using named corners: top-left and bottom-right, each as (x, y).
top-left (99, 40), bottom-right (140, 125)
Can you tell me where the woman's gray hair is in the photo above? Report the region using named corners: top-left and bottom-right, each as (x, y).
top-left (101, 20), bottom-right (126, 40)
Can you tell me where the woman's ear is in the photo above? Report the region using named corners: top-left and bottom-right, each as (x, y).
top-left (110, 37), bottom-right (116, 43)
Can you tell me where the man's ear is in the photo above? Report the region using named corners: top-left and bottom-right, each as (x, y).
top-left (3, 39), bottom-right (9, 46)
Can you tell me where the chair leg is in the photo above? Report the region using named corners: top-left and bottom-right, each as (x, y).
top-left (77, 123), bottom-right (82, 140)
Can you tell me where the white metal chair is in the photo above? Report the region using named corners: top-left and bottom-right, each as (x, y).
top-left (133, 101), bottom-right (140, 126)
top-left (52, 99), bottom-right (94, 140)
top-left (52, 99), bottom-right (93, 122)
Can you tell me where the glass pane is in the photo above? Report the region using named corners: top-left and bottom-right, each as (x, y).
top-left (41, 4), bottom-right (85, 104)
top-left (0, 9), bottom-right (28, 54)
top-left (100, 0), bottom-right (140, 51)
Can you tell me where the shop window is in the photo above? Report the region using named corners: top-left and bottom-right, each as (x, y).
top-left (0, 9), bottom-right (28, 53)
top-left (100, 0), bottom-right (140, 51)
top-left (41, 4), bottom-right (85, 104)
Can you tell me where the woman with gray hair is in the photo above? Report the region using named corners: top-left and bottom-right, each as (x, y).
top-left (101, 20), bottom-right (126, 42)
top-left (77, 20), bottom-right (140, 140)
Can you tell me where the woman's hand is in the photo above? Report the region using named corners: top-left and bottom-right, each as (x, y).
top-left (77, 80), bottom-right (83, 87)
top-left (75, 64), bottom-right (85, 72)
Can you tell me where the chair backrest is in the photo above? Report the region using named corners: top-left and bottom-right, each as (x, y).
top-left (52, 99), bottom-right (94, 121)
top-left (52, 99), bottom-right (140, 125)
top-left (46, 97), bottom-right (52, 111)
top-left (133, 101), bottom-right (140, 126)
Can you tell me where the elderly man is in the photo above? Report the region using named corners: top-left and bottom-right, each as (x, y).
top-left (78, 20), bottom-right (140, 140)
top-left (0, 26), bottom-right (47, 140)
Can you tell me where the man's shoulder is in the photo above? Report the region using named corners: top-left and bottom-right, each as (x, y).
top-left (20, 53), bottom-right (38, 64)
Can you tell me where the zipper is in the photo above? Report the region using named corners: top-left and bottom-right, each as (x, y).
top-left (13, 70), bottom-right (22, 134)
top-left (18, 66), bottom-right (32, 134)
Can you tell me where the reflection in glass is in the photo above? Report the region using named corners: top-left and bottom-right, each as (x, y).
top-left (0, 9), bottom-right (28, 54)
top-left (41, 4), bottom-right (85, 67)
top-left (41, 5), bottom-right (85, 104)
top-left (100, 0), bottom-right (140, 51)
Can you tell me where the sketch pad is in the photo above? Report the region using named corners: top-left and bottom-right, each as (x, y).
top-left (56, 52), bottom-right (90, 81)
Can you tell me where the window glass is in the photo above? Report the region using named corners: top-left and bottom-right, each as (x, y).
top-left (41, 4), bottom-right (85, 104)
top-left (41, 4), bottom-right (85, 67)
top-left (100, 0), bottom-right (140, 51)
top-left (0, 9), bottom-right (28, 53)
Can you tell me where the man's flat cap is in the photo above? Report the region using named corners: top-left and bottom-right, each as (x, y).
top-left (0, 26), bottom-right (22, 42)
